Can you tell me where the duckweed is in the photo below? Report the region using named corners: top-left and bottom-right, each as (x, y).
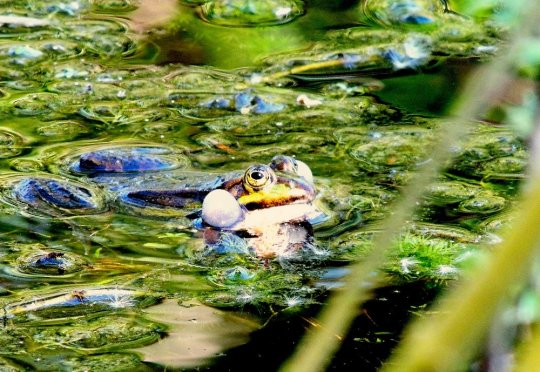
top-left (0, 0), bottom-right (526, 369)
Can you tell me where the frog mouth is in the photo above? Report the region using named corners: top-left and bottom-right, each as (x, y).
top-left (236, 182), bottom-right (315, 210)
top-left (227, 203), bottom-right (322, 231)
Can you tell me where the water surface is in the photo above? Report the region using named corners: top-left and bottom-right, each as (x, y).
top-left (0, 0), bottom-right (523, 370)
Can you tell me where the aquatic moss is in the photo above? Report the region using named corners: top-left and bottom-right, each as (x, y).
top-left (32, 315), bottom-right (165, 351)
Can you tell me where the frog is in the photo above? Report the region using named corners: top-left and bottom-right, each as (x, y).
top-left (82, 150), bottom-right (321, 257)
top-left (197, 155), bottom-right (321, 258)
top-left (199, 155), bottom-right (317, 230)
top-left (72, 149), bottom-right (319, 222)
top-left (4, 148), bottom-right (322, 257)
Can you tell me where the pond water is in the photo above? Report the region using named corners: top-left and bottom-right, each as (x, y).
top-left (0, 0), bottom-right (526, 370)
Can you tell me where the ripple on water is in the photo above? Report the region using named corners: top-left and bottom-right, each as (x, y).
top-left (3, 287), bottom-right (160, 322)
top-left (360, 0), bottom-right (445, 27)
top-left (29, 0), bottom-right (90, 16)
top-left (0, 41), bottom-right (82, 68)
top-left (68, 145), bottom-right (190, 174)
top-left (0, 44), bottom-right (46, 67)
top-left (10, 158), bottom-right (45, 172)
top-left (348, 127), bottom-right (434, 173)
top-left (16, 250), bottom-right (89, 276)
top-left (0, 175), bottom-right (108, 217)
top-left (35, 120), bottom-right (89, 141)
top-left (4, 80), bottom-right (40, 91)
top-left (10, 93), bottom-right (60, 116)
top-left (0, 129), bottom-right (25, 159)
top-left (32, 314), bottom-right (165, 351)
top-left (91, 0), bottom-right (139, 12)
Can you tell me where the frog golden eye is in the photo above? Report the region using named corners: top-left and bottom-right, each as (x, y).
top-left (243, 164), bottom-right (276, 192)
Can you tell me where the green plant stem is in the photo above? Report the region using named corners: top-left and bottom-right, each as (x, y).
top-left (281, 0), bottom-right (540, 371)
top-left (261, 59), bottom-right (353, 82)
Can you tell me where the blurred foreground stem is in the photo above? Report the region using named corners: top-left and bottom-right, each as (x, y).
top-left (281, 1), bottom-right (540, 371)
top-left (514, 323), bottom-right (540, 371)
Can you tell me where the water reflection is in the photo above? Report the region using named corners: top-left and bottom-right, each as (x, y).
top-left (137, 299), bottom-right (260, 368)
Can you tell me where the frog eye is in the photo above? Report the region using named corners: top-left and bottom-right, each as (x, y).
top-left (243, 164), bottom-right (276, 192)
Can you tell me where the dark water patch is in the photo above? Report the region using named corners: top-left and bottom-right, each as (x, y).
top-left (198, 282), bottom-right (439, 371)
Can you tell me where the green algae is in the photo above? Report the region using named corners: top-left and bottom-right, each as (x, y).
top-left (0, 0), bottom-right (528, 369)
top-left (31, 315), bottom-right (165, 351)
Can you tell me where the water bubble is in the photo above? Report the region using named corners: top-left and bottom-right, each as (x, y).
top-left (200, 0), bottom-right (304, 27)
top-left (16, 250), bottom-right (89, 275)
top-left (72, 146), bottom-right (187, 174)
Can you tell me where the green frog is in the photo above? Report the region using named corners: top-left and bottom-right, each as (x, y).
top-left (7, 150), bottom-right (321, 257)
top-left (201, 155), bottom-right (318, 230)
top-left (199, 155), bottom-right (320, 258)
